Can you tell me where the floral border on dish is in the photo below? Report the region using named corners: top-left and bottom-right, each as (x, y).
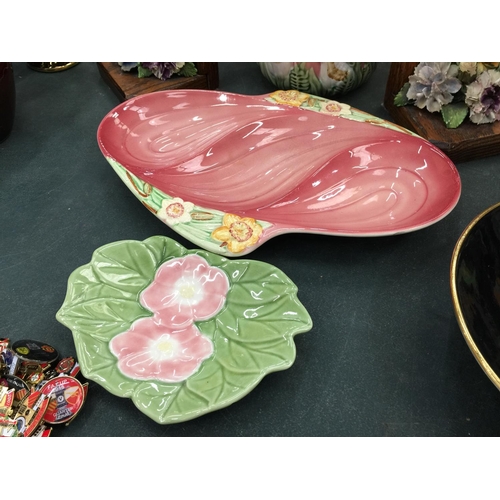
top-left (107, 158), bottom-right (274, 256)
top-left (265, 90), bottom-right (421, 136)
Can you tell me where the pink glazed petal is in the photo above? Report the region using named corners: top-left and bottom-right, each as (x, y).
top-left (109, 317), bottom-right (213, 383)
top-left (140, 255), bottom-right (229, 327)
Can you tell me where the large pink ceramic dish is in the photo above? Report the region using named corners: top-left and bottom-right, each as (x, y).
top-left (97, 89), bottom-right (461, 256)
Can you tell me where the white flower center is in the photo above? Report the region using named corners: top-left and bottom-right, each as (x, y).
top-left (157, 340), bottom-right (173, 353)
top-left (174, 277), bottom-right (203, 305)
top-left (179, 284), bottom-right (196, 298)
top-left (151, 334), bottom-right (177, 360)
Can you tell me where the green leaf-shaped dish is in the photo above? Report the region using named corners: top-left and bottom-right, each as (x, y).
top-left (56, 236), bottom-right (313, 424)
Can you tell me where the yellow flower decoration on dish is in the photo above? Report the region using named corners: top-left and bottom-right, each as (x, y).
top-left (270, 90), bottom-right (310, 107)
top-left (211, 214), bottom-right (263, 253)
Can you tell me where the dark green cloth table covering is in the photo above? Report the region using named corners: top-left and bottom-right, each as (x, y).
top-left (2, 62), bottom-right (500, 436)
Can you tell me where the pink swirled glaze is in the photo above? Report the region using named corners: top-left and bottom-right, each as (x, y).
top-left (98, 90), bottom-right (461, 239)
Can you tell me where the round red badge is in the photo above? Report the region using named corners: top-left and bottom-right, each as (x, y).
top-left (40, 375), bottom-right (85, 424)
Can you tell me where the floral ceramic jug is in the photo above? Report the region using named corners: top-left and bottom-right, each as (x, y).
top-left (258, 62), bottom-right (376, 98)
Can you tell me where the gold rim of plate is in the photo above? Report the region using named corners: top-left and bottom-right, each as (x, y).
top-left (450, 200), bottom-right (500, 390)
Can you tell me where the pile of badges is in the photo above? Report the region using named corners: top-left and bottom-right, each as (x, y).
top-left (0, 338), bottom-right (88, 437)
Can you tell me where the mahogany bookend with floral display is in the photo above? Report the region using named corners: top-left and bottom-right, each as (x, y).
top-left (97, 62), bottom-right (219, 102)
top-left (384, 62), bottom-right (500, 163)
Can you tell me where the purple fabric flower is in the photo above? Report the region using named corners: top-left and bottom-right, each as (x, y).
top-left (406, 62), bottom-right (462, 113)
top-left (141, 62), bottom-right (178, 80)
top-left (465, 69), bottom-right (500, 124)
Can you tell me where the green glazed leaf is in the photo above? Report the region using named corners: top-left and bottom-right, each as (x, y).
top-left (178, 62), bottom-right (197, 77)
top-left (441, 102), bottom-right (469, 129)
top-left (92, 240), bottom-right (158, 291)
top-left (394, 82), bottom-right (411, 107)
top-left (56, 236), bottom-right (313, 424)
top-left (137, 65), bottom-right (153, 78)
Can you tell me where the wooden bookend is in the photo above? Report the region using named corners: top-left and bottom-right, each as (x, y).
top-left (383, 62), bottom-right (500, 163)
top-left (97, 62), bottom-right (219, 102)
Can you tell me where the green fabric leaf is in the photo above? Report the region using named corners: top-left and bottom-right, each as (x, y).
top-left (394, 82), bottom-right (411, 107)
top-left (441, 102), bottom-right (469, 129)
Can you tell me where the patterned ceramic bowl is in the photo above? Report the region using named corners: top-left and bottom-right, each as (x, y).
top-left (258, 62), bottom-right (377, 97)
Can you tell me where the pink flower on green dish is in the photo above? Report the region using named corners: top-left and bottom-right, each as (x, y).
top-left (140, 255), bottom-right (230, 328)
top-left (406, 62), bottom-right (462, 113)
top-left (109, 318), bottom-right (213, 382)
top-left (465, 69), bottom-right (500, 124)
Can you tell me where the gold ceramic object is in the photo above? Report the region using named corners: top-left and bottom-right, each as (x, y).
top-left (27, 62), bottom-right (79, 73)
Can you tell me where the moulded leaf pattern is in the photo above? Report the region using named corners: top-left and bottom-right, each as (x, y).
top-left (71, 333), bottom-right (138, 397)
top-left (56, 236), bottom-right (312, 423)
top-left (62, 265), bottom-right (126, 306)
top-left (60, 298), bottom-right (149, 341)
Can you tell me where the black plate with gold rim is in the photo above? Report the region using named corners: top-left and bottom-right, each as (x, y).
top-left (451, 201), bottom-right (500, 389)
